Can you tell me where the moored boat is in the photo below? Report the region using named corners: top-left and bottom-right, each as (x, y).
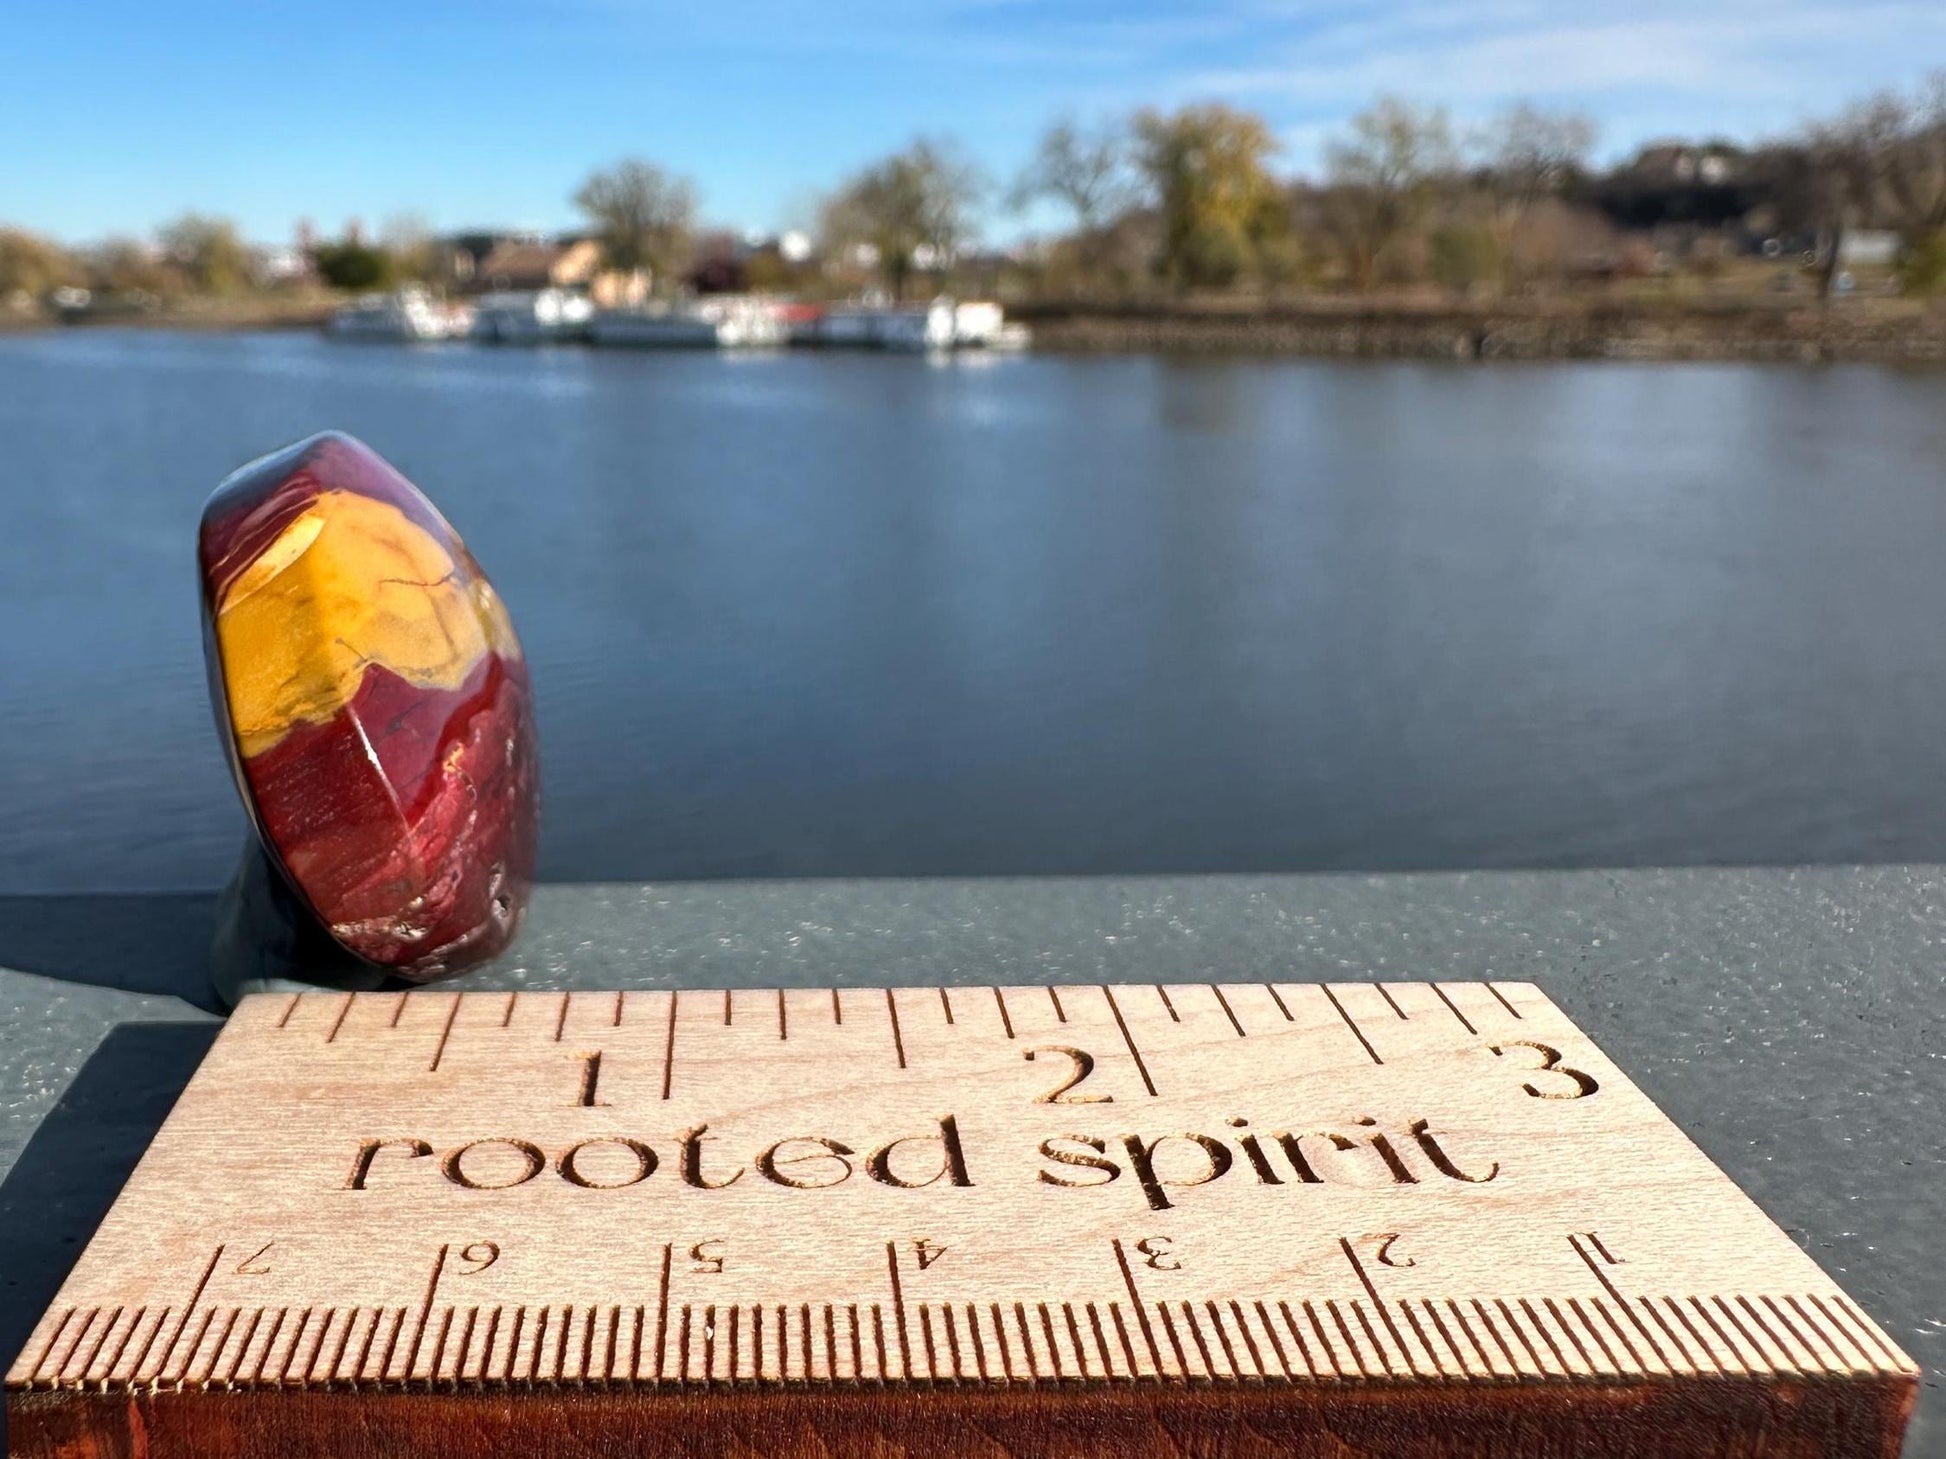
top-left (329, 286), bottom-right (471, 342)
top-left (810, 298), bottom-right (1024, 351)
top-left (589, 296), bottom-right (790, 350)
top-left (471, 288), bottom-right (595, 344)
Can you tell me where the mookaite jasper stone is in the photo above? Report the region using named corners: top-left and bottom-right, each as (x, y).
top-left (199, 432), bottom-right (538, 980)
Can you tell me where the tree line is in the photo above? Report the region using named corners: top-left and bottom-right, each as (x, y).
top-left (6, 76), bottom-right (1945, 311)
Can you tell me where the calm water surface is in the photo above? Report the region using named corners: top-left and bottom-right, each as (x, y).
top-left (3, 329), bottom-right (1945, 892)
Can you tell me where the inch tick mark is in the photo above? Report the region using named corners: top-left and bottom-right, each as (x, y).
top-left (1322, 986), bottom-right (1382, 1065)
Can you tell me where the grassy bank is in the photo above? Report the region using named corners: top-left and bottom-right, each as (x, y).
top-left (1014, 295), bottom-right (1946, 362)
top-left (0, 294), bottom-right (335, 333)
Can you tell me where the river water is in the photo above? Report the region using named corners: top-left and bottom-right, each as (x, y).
top-left (3, 328), bottom-right (1944, 892)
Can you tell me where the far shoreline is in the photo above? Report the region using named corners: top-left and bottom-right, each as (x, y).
top-left (7, 295), bottom-right (1945, 365)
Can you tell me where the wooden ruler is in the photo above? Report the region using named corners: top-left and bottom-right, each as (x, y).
top-left (7, 983), bottom-right (1917, 1458)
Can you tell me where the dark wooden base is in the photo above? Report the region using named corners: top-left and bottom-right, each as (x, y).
top-left (9, 1374), bottom-right (1916, 1459)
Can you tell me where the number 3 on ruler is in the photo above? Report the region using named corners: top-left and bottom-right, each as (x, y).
top-left (1489, 1041), bottom-right (1598, 1099)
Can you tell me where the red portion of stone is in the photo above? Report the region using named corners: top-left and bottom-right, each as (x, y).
top-left (199, 432), bottom-right (540, 981)
top-left (245, 656), bottom-right (537, 973)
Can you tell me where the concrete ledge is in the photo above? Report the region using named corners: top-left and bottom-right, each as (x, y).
top-left (2, 866), bottom-right (1940, 1454)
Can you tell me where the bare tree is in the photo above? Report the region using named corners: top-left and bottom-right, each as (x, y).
top-left (1323, 98), bottom-right (1458, 287)
top-left (821, 139), bottom-right (986, 301)
top-left (573, 159), bottom-right (698, 293)
top-left (1781, 75), bottom-right (1946, 298)
top-left (1876, 71), bottom-right (1946, 240)
top-left (1473, 103), bottom-right (1598, 289)
top-left (1481, 103), bottom-right (1597, 213)
top-left (1010, 117), bottom-right (1136, 281)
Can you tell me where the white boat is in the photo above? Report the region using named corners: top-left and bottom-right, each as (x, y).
top-left (471, 288), bottom-right (595, 344)
top-left (699, 296), bottom-right (790, 349)
top-left (329, 286), bottom-right (470, 342)
top-left (589, 297), bottom-right (789, 350)
top-left (813, 298), bottom-right (1021, 351)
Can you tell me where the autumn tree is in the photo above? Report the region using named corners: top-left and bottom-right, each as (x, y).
top-left (0, 228), bottom-right (77, 301)
top-left (821, 139), bottom-right (986, 301)
top-left (156, 213), bottom-right (253, 295)
top-left (1322, 98), bottom-right (1458, 287)
top-left (574, 159), bottom-right (698, 292)
top-left (1130, 103), bottom-right (1286, 292)
top-left (83, 238), bottom-right (180, 297)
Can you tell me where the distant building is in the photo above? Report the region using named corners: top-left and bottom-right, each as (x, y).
top-left (433, 231), bottom-right (644, 306)
top-left (1837, 230), bottom-right (1901, 267)
top-left (252, 244), bottom-right (313, 287)
top-left (1593, 144), bottom-right (1758, 232)
top-left (476, 236), bottom-right (601, 291)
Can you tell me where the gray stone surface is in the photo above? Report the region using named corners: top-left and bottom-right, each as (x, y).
top-left (2, 867), bottom-right (1940, 1454)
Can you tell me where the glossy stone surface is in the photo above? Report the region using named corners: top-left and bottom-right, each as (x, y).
top-left (199, 431), bottom-right (538, 980)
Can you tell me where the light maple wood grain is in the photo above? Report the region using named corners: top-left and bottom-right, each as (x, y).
top-left (5, 982), bottom-right (1918, 1458)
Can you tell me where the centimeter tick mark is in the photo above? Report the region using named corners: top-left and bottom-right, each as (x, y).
top-left (400, 1244), bottom-right (449, 1379)
top-left (653, 1245), bottom-right (672, 1382)
top-left (1110, 1242), bottom-right (1164, 1372)
top-left (885, 1243), bottom-right (912, 1379)
top-left (154, 1245), bottom-right (225, 1380)
top-left (1570, 1235), bottom-right (1668, 1368)
top-left (1337, 1237), bottom-right (1419, 1375)
top-left (28, 1309), bottom-right (73, 1384)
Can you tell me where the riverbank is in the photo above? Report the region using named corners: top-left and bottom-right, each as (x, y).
top-left (9, 293), bottom-right (1946, 362)
top-left (0, 294), bottom-right (334, 334)
top-left (1015, 296), bottom-right (1946, 362)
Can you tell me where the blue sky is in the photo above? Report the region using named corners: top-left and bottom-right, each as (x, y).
top-left (7, 0), bottom-right (1945, 244)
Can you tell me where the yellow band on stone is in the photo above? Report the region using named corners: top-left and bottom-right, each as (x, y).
top-left (216, 488), bottom-right (519, 758)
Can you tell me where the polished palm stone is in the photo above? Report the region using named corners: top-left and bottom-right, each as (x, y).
top-left (199, 431), bottom-right (538, 980)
